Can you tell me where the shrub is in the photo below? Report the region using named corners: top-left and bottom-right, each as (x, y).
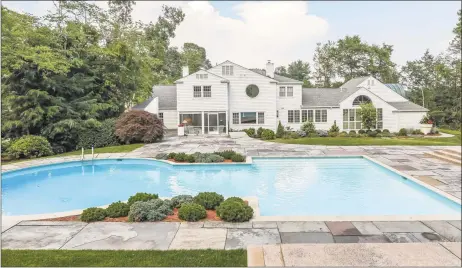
top-left (128, 199), bottom-right (173, 222)
top-left (167, 152), bottom-right (177, 159)
top-left (77, 118), bottom-right (119, 149)
top-left (328, 131), bottom-right (338, 137)
top-left (429, 126), bottom-right (439, 134)
top-left (185, 154), bottom-right (196, 163)
top-left (256, 127), bottom-right (264, 138)
top-left (80, 207), bottom-right (106, 222)
top-left (174, 152), bottom-right (187, 162)
top-left (178, 203), bottom-right (207, 222)
top-left (376, 133), bottom-right (383, 138)
top-left (368, 131), bottom-right (377, 137)
top-left (115, 110), bottom-right (164, 144)
top-left (338, 132), bottom-right (348, 137)
top-left (398, 128), bottom-right (408, 136)
top-left (375, 129), bottom-right (382, 134)
top-left (194, 153), bottom-right (225, 163)
top-left (308, 132), bottom-right (319, 137)
top-left (328, 121), bottom-right (340, 134)
top-left (1, 138), bottom-right (12, 154)
top-left (412, 129), bottom-right (424, 135)
top-left (382, 129), bottom-right (390, 134)
top-left (358, 102), bottom-right (377, 130)
top-left (316, 129), bottom-right (328, 137)
top-left (349, 130), bottom-right (357, 135)
top-left (296, 130), bottom-right (307, 137)
top-left (194, 192), bottom-right (224, 209)
top-left (301, 121), bottom-right (316, 134)
top-left (359, 133), bottom-right (368, 137)
top-left (225, 197), bottom-right (245, 203)
top-left (171, 195), bottom-right (194, 208)
top-left (216, 198), bottom-right (253, 222)
top-left (358, 129), bottom-right (366, 134)
top-left (155, 153), bottom-right (168, 160)
top-left (231, 153), bottom-right (246, 162)
top-left (261, 129), bottom-right (275, 140)
top-left (7, 135), bottom-right (53, 159)
top-left (106, 201), bottom-right (130, 218)
top-left (127, 192), bottom-right (159, 207)
top-left (244, 128), bottom-right (255, 137)
top-left (215, 150), bottom-right (236, 160)
top-left (276, 121), bottom-right (285, 138)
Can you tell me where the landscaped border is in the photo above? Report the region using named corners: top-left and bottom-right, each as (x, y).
top-left (2, 156), bottom-right (460, 224)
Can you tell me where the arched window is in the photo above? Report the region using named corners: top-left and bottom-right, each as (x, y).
top-left (353, 95), bottom-right (372, 106)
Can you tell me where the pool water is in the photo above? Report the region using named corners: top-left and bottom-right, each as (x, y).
top-left (2, 157), bottom-right (460, 216)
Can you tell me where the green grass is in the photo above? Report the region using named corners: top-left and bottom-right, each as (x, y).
top-left (272, 136), bottom-right (461, 146)
top-left (3, 144), bottom-right (144, 165)
top-left (440, 128), bottom-right (461, 137)
top-left (1, 249), bottom-right (247, 267)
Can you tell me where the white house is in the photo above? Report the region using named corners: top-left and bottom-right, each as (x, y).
top-left (133, 60), bottom-right (428, 134)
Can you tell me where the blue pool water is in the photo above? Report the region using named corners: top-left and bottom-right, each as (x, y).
top-left (2, 157), bottom-right (461, 216)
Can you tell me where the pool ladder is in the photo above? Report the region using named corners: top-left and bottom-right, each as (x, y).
top-left (80, 146), bottom-right (95, 161)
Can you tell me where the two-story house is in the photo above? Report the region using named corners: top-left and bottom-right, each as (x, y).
top-left (133, 60), bottom-right (428, 134)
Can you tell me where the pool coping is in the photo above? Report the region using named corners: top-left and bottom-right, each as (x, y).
top-left (2, 155), bottom-right (461, 222)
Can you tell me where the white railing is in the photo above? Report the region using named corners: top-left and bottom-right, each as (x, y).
top-left (80, 146), bottom-right (95, 161)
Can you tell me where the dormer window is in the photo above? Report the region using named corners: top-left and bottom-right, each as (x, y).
top-left (353, 95), bottom-right (372, 106)
top-left (222, 65), bottom-right (234, 76)
top-left (196, 74), bottom-right (208, 79)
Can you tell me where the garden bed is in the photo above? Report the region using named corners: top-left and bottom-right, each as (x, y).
top-left (156, 151), bottom-right (246, 163)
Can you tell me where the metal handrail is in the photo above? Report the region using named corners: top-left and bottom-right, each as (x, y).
top-left (81, 146), bottom-right (95, 161)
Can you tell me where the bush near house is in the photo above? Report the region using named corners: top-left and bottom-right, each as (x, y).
top-left (105, 201), bottom-right (130, 218)
top-left (398, 128), bottom-right (408, 136)
top-left (80, 207), bottom-right (107, 222)
top-left (77, 118), bottom-right (119, 149)
top-left (127, 192), bottom-right (159, 207)
top-left (171, 195), bottom-right (194, 208)
top-left (243, 128), bottom-right (255, 137)
top-left (301, 121), bottom-right (316, 134)
top-left (178, 203), bottom-right (207, 222)
top-left (261, 129), bottom-right (275, 140)
top-left (276, 121), bottom-right (285, 138)
top-left (6, 135), bottom-right (53, 159)
top-left (194, 192), bottom-right (224, 210)
top-left (128, 199), bottom-right (174, 222)
top-left (256, 127), bottom-right (264, 138)
top-left (115, 110), bottom-right (164, 144)
top-left (216, 197), bottom-right (253, 222)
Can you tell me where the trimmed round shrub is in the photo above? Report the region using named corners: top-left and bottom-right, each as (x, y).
top-left (368, 131), bottom-right (377, 137)
top-left (375, 129), bottom-right (382, 134)
top-left (194, 153), bottom-right (224, 163)
top-left (224, 197), bottom-right (245, 203)
top-left (328, 131), bottom-right (338, 137)
top-left (376, 133), bottom-right (383, 138)
top-left (178, 203), bottom-right (207, 222)
top-left (412, 129), bottom-right (424, 135)
top-left (173, 152), bottom-right (187, 162)
top-left (328, 121), bottom-right (340, 133)
top-left (7, 135), bottom-right (53, 159)
top-left (398, 128), bottom-right (408, 136)
top-left (80, 207), bottom-right (107, 222)
top-left (215, 150), bottom-right (236, 160)
top-left (77, 118), bottom-right (119, 149)
top-left (308, 132), bottom-right (319, 137)
top-left (216, 199), bottom-right (253, 222)
top-left (348, 130), bottom-right (357, 135)
top-left (167, 152), bottom-right (177, 159)
top-left (115, 110), bottom-right (164, 144)
top-left (244, 128), bottom-right (255, 137)
top-left (171, 195), bottom-right (194, 208)
top-left (128, 199), bottom-right (174, 222)
top-left (194, 192), bottom-right (224, 209)
top-left (127, 192), bottom-right (159, 207)
top-left (106, 201), bottom-right (130, 218)
top-left (256, 127), bottom-right (264, 138)
top-left (338, 132), bottom-right (347, 137)
top-left (185, 154), bottom-right (195, 163)
top-left (382, 129), bottom-right (390, 134)
top-left (231, 153), bottom-right (246, 162)
top-left (261, 129), bottom-right (275, 140)
top-left (155, 153), bottom-right (168, 160)
top-left (301, 121), bottom-right (316, 134)
top-left (358, 129), bottom-right (366, 134)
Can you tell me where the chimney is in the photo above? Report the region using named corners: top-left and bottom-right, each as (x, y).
top-left (266, 60), bottom-right (274, 78)
top-left (182, 66), bottom-right (189, 77)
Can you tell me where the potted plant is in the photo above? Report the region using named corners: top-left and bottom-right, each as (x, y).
top-left (178, 123), bottom-right (185, 136)
top-left (419, 115), bottom-right (433, 134)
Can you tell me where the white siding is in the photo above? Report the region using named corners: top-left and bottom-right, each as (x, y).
top-left (176, 70), bottom-right (228, 112)
top-left (208, 61), bottom-right (278, 131)
top-left (279, 108), bottom-right (340, 131)
top-left (340, 88), bottom-right (397, 131)
top-left (144, 97), bottom-right (159, 114)
top-left (395, 112), bottom-right (427, 131)
top-left (358, 77), bottom-right (408, 102)
top-left (159, 110), bottom-right (178, 129)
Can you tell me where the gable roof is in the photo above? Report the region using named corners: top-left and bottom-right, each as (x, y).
top-left (215, 60), bottom-right (278, 82)
top-left (388, 101), bottom-right (428, 112)
top-left (248, 68), bottom-right (303, 84)
top-left (132, 85), bottom-right (177, 110)
top-left (302, 87), bottom-right (360, 107)
top-left (175, 69), bottom-right (229, 83)
top-left (340, 76), bottom-right (369, 90)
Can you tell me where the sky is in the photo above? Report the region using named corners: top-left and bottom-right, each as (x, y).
top-left (2, 1), bottom-right (460, 69)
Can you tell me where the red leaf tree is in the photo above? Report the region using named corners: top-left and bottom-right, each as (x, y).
top-left (115, 110), bottom-right (164, 144)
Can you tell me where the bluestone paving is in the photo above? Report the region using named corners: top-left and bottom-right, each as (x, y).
top-left (280, 232), bottom-right (334, 244)
top-left (352, 221), bottom-right (383, 235)
top-left (61, 222), bottom-right (179, 250)
top-left (440, 242), bottom-right (462, 259)
top-left (423, 221), bottom-right (462, 242)
top-left (262, 245), bottom-right (284, 266)
top-left (203, 221), bottom-right (252, 229)
top-left (225, 228), bottom-right (281, 250)
top-left (2, 224), bottom-right (87, 249)
top-left (168, 227), bottom-right (227, 250)
top-left (252, 221), bottom-right (278, 229)
top-left (412, 232), bottom-right (446, 242)
top-left (384, 233), bottom-right (420, 243)
top-left (325, 221), bottom-right (361, 236)
top-left (373, 221), bottom-right (433, 233)
top-left (448, 220), bottom-right (462, 230)
top-left (277, 221), bottom-right (329, 232)
top-left (333, 235), bottom-right (390, 243)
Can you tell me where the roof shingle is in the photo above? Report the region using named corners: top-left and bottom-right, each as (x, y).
top-left (132, 85), bottom-right (177, 110)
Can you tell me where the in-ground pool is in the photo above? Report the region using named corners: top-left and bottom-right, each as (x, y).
top-left (2, 157), bottom-right (461, 216)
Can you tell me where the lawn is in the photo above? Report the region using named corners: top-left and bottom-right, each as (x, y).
top-left (3, 143), bottom-right (144, 165)
top-left (1, 249), bottom-right (247, 267)
top-left (272, 135), bottom-right (461, 146)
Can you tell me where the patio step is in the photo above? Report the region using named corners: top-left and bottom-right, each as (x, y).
top-left (441, 149), bottom-right (462, 156)
top-left (425, 151), bottom-right (462, 165)
top-left (437, 150), bottom-right (462, 160)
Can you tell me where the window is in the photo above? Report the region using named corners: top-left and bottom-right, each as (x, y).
top-left (302, 110), bottom-right (307, 122)
top-left (232, 113), bottom-right (239, 124)
top-left (279, 87), bottom-right (286, 97)
top-left (203, 86), bottom-right (211, 97)
top-left (159, 112), bottom-right (164, 123)
top-left (352, 95), bottom-right (372, 106)
top-left (321, 110), bottom-right (327, 122)
top-left (376, 108), bottom-right (383, 129)
top-left (258, 112), bottom-right (264, 124)
top-left (246, 84), bottom-right (259, 98)
top-left (294, 110), bottom-right (300, 123)
top-left (315, 110), bottom-right (321, 122)
top-left (343, 109), bottom-right (362, 129)
top-left (313, 109), bottom-right (327, 123)
top-left (288, 110), bottom-right (294, 123)
top-left (240, 112), bottom-right (256, 124)
top-left (308, 110), bottom-right (313, 122)
top-left (193, 86), bottom-right (201, 97)
top-left (196, 74), bottom-right (208, 79)
top-left (222, 65), bottom-right (234, 76)
top-left (287, 87), bottom-right (293, 97)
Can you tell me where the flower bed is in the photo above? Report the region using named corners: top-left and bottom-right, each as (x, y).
top-left (155, 151), bottom-right (246, 163)
top-left (40, 192), bottom-right (252, 223)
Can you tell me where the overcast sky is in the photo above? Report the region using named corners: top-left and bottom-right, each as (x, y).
top-left (3, 1), bottom-right (459, 69)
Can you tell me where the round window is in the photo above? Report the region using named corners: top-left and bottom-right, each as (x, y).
top-left (246, 84), bottom-right (259, 98)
